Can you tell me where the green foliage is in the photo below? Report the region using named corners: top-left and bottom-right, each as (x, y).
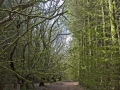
top-left (66, 0), bottom-right (120, 89)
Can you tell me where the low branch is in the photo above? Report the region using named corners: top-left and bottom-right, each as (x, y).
top-left (0, 29), bottom-right (28, 55)
top-left (0, 21), bottom-right (13, 36)
top-left (58, 33), bottom-right (71, 35)
top-left (0, 1), bottom-right (36, 26)
top-left (0, 65), bottom-right (31, 83)
top-left (0, 9), bottom-right (68, 20)
top-left (30, 11), bottom-right (67, 29)
top-left (0, 16), bottom-right (12, 26)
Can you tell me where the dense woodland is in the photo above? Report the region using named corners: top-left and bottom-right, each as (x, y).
top-left (0, 0), bottom-right (120, 90)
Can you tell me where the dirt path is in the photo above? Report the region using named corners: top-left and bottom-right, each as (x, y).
top-left (36, 82), bottom-right (84, 90)
top-left (4, 81), bottom-right (84, 90)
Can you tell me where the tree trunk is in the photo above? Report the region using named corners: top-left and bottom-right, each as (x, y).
top-left (13, 82), bottom-right (17, 89)
top-left (0, 81), bottom-right (4, 90)
top-left (39, 81), bottom-right (45, 86)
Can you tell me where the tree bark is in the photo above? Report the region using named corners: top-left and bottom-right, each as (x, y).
top-left (0, 80), bottom-right (5, 90)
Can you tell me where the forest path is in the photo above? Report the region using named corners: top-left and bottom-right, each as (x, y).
top-left (36, 81), bottom-right (84, 90)
top-left (4, 81), bottom-right (84, 90)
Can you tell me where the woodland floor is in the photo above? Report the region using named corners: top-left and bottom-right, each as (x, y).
top-left (36, 81), bottom-right (84, 90)
top-left (4, 81), bottom-right (84, 90)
